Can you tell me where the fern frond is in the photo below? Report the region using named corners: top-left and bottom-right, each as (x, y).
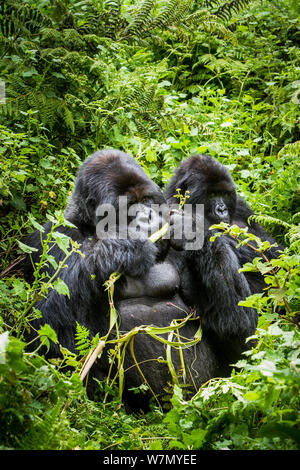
top-left (118, 0), bottom-right (236, 42)
top-left (104, 0), bottom-right (121, 27)
top-left (134, 118), bottom-right (151, 138)
top-left (287, 224), bottom-right (300, 250)
top-left (278, 141), bottom-right (300, 158)
top-left (199, 1), bottom-right (226, 6)
top-left (151, 0), bottom-right (179, 29)
top-left (214, 0), bottom-right (253, 21)
top-left (195, 53), bottom-right (248, 76)
top-left (153, 0), bottom-right (193, 29)
top-left (184, 10), bottom-right (236, 41)
top-left (8, 76), bottom-right (27, 95)
top-left (62, 105), bottom-right (75, 133)
top-left (139, 85), bottom-right (156, 111)
top-left (0, 0), bottom-right (51, 37)
top-left (27, 91), bottom-right (47, 122)
top-left (123, 84), bottom-right (145, 105)
top-left (201, 17), bottom-right (236, 41)
top-left (74, 322), bottom-right (92, 356)
top-left (140, 111), bottom-right (163, 132)
top-left (248, 214), bottom-right (291, 230)
top-left (121, 0), bottom-right (156, 37)
top-left (20, 401), bottom-right (63, 450)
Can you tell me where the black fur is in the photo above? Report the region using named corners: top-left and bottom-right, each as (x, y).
top-left (165, 153), bottom-right (281, 288)
top-left (165, 154), bottom-right (282, 368)
top-left (24, 150), bottom-right (164, 355)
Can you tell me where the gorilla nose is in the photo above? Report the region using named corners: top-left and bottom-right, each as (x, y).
top-left (215, 204), bottom-right (228, 219)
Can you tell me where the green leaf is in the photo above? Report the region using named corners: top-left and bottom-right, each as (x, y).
top-left (28, 215), bottom-right (45, 233)
top-left (258, 423), bottom-right (300, 444)
top-left (269, 287), bottom-right (288, 302)
top-left (47, 255), bottom-right (58, 270)
top-left (53, 279), bottom-right (70, 298)
top-left (22, 68), bottom-right (38, 77)
top-left (11, 195), bottom-right (26, 210)
top-left (182, 428), bottom-right (207, 448)
top-left (17, 240), bottom-right (38, 253)
top-left (244, 391), bottom-right (260, 401)
top-left (257, 360), bottom-right (277, 377)
top-left (268, 324), bottom-right (283, 336)
top-left (12, 278), bottom-right (27, 300)
top-left (52, 231), bottom-right (71, 254)
top-left (38, 324), bottom-right (58, 350)
top-left (149, 440), bottom-right (163, 450)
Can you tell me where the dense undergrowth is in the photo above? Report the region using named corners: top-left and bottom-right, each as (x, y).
top-left (0, 0), bottom-right (299, 450)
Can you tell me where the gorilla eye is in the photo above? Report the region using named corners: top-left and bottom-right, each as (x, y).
top-left (128, 199), bottom-right (137, 207)
top-left (140, 196), bottom-right (152, 204)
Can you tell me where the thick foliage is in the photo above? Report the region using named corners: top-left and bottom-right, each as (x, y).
top-left (0, 0), bottom-right (299, 451)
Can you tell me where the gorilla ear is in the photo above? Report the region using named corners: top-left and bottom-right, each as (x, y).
top-left (174, 174), bottom-right (188, 195)
top-left (64, 191), bottom-right (97, 228)
top-left (86, 196), bottom-right (97, 211)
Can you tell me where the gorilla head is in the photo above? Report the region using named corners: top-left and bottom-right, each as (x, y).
top-left (165, 154), bottom-right (237, 225)
top-left (165, 152), bottom-right (281, 324)
top-left (64, 149), bottom-right (166, 235)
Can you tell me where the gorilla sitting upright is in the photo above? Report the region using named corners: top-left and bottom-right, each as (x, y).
top-left (23, 149), bottom-right (257, 411)
top-left (165, 153), bottom-right (282, 366)
top-left (165, 153), bottom-right (282, 291)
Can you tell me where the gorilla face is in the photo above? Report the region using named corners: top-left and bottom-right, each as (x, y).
top-left (65, 149), bottom-right (167, 236)
top-left (206, 190), bottom-right (233, 224)
top-left (165, 153), bottom-right (237, 225)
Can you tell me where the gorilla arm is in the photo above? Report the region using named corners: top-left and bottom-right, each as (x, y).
top-left (168, 214), bottom-right (258, 367)
top-left (23, 221), bottom-right (158, 355)
top-left (185, 233), bottom-right (258, 365)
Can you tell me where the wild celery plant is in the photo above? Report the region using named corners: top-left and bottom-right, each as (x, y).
top-left (78, 222), bottom-right (202, 409)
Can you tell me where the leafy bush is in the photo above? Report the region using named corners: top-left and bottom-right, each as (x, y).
top-left (0, 331), bottom-right (168, 450)
top-left (164, 223), bottom-right (300, 450)
top-left (0, 0), bottom-right (299, 451)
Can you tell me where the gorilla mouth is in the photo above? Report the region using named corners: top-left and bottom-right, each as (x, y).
top-left (207, 212), bottom-right (230, 225)
top-left (218, 214), bottom-right (230, 224)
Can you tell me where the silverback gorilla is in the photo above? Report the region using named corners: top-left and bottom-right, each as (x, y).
top-left (23, 150), bottom-right (258, 411)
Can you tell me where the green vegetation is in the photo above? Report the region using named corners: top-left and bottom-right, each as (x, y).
top-left (0, 0), bottom-right (299, 450)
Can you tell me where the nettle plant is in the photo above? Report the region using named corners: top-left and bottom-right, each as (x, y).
top-left (4, 211), bottom-right (82, 350)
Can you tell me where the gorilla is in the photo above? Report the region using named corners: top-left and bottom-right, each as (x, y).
top-left (165, 153), bottom-right (282, 364)
top-left (24, 150), bottom-right (166, 353)
top-left (165, 153), bottom-right (282, 289)
top-left (23, 149), bottom-right (257, 412)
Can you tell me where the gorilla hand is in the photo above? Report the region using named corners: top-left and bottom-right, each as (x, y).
top-left (91, 237), bottom-right (158, 280)
top-left (169, 209), bottom-right (204, 252)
